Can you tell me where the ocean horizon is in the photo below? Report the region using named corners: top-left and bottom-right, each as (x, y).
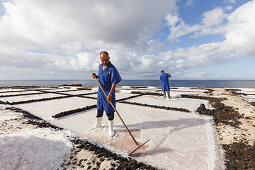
top-left (0, 80), bottom-right (255, 88)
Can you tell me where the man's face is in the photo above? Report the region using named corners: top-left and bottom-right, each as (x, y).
top-left (100, 53), bottom-right (110, 66)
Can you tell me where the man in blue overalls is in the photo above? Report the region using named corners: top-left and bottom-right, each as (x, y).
top-left (160, 70), bottom-right (172, 99)
top-left (91, 51), bottom-right (122, 137)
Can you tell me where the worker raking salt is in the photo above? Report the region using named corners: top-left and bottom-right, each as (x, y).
top-left (160, 70), bottom-right (172, 99)
top-left (91, 51), bottom-right (122, 137)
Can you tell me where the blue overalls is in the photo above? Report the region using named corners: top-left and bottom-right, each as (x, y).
top-left (160, 73), bottom-right (171, 99)
top-left (97, 62), bottom-right (122, 120)
top-left (160, 73), bottom-right (170, 91)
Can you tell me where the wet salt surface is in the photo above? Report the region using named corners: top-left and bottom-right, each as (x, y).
top-left (42, 87), bottom-right (79, 92)
top-left (57, 90), bottom-right (95, 95)
top-left (125, 95), bottom-right (209, 112)
top-left (171, 87), bottom-right (208, 93)
top-left (169, 91), bottom-right (207, 96)
top-left (16, 97), bottom-right (97, 120)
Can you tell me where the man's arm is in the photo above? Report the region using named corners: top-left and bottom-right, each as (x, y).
top-left (107, 83), bottom-right (116, 102)
top-left (168, 73), bottom-right (172, 78)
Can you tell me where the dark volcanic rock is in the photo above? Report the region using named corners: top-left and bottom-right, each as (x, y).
top-left (183, 95), bottom-right (242, 127)
top-left (225, 89), bottom-right (247, 96)
top-left (116, 94), bottom-right (142, 102)
top-left (52, 105), bottom-right (97, 118)
top-left (70, 139), bottom-right (158, 170)
top-left (120, 101), bottom-right (190, 113)
top-left (6, 107), bottom-right (63, 130)
top-left (204, 88), bottom-right (214, 95)
top-left (131, 91), bottom-right (162, 96)
top-left (61, 84), bottom-right (82, 86)
top-left (3, 95), bottom-right (73, 105)
top-left (77, 87), bottom-right (92, 90)
top-left (196, 102), bottom-right (242, 127)
top-left (130, 86), bottom-right (148, 89)
top-left (222, 141), bottom-right (255, 169)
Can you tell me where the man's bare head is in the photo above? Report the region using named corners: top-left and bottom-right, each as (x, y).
top-left (100, 51), bottom-right (110, 66)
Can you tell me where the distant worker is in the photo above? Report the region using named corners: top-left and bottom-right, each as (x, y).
top-left (91, 51), bottom-right (122, 137)
top-left (160, 70), bottom-right (172, 99)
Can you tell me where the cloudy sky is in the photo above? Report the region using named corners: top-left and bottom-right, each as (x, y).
top-left (0, 0), bottom-right (254, 80)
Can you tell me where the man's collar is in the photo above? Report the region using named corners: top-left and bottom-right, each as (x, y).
top-left (100, 61), bottom-right (112, 70)
top-left (105, 61), bottom-right (112, 68)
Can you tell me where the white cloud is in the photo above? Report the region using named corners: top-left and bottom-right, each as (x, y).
top-left (0, 0), bottom-right (254, 80)
top-left (0, 0), bottom-right (179, 79)
top-left (224, 0), bottom-right (255, 55)
top-left (165, 14), bottom-right (179, 27)
top-left (202, 8), bottom-right (226, 27)
top-left (168, 19), bottom-right (201, 41)
top-left (167, 7), bottom-right (228, 41)
top-left (162, 0), bottom-right (255, 74)
top-left (184, 72), bottom-right (206, 79)
top-left (0, 0), bottom-right (177, 50)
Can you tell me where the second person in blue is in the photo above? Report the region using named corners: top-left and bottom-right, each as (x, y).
top-left (91, 51), bottom-right (122, 137)
top-left (160, 70), bottom-right (172, 99)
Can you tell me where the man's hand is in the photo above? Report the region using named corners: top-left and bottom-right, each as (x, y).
top-left (107, 94), bottom-right (112, 102)
top-left (92, 73), bottom-right (97, 79)
top-left (169, 74), bottom-right (172, 78)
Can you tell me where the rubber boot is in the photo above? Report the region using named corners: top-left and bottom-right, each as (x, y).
top-left (89, 117), bottom-right (102, 131)
top-left (167, 90), bottom-right (171, 99)
top-left (108, 120), bottom-right (115, 137)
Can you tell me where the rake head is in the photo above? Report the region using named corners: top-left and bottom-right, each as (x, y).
top-left (129, 139), bottom-right (150, 156)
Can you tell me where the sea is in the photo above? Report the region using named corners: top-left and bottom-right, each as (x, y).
top-left (0, 80), bottom-right (255, 88)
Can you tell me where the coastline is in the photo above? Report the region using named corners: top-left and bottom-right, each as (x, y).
top-left (0, 85), bottom-right (254, 169)
top-left (1, 79), bottom-right (255, 88)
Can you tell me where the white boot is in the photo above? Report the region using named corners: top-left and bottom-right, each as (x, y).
top-left (89, 117), bottom-right (102, 131)
top-left (108, 120), bottom-right (115, 137)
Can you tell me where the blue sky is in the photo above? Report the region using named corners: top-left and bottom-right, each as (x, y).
top-left (0, 0), bottom-right (254, 80)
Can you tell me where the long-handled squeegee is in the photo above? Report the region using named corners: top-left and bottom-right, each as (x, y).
top-left (95, 78), bottom-right (150, 155)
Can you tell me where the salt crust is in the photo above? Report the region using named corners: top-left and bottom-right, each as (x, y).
top-left (0, 128), bottom-right (73, 170)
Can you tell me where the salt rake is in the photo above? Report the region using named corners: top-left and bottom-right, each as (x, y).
top-left (95, 78), bottom-right (150, 156)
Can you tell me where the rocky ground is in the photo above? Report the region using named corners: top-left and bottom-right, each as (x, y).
top-left (195, 88), bottom-right (255, 169)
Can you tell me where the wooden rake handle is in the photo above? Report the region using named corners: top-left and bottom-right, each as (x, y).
top-left (95, 78), bottom-right (139, 145)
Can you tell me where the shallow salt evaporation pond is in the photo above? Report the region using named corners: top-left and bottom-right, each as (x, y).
top-left (0, 93), bottom-right (65, 103)
top-left (15, 97), bottom-right (97, 120)
top-left (54, 102), bottom-right (222, 169)
top-left (124, 95), bottom-right (209, 112)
